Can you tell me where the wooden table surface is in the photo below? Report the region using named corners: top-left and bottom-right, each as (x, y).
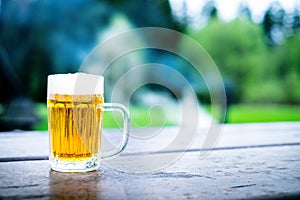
top-left (1, 122), bottom-right (300, 199)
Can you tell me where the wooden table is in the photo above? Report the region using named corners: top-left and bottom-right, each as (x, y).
top-left (1, 122), bottom-right (300, 199)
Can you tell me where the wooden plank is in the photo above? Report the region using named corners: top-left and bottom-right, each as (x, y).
top-left (0, 145), bottom-right (299, 199)
top-left (0, 131), bottom-right (48, 159)
top-left (1, 122), bottom-right (300, 160)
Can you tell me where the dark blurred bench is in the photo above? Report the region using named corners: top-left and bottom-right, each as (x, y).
top-left (0, 46), bottom-right (40, 131)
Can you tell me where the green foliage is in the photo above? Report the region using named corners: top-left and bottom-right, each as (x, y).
top-left (274, 34), bottom-right (300, 103)
top-left (188, 18), bottom-right (300, 104)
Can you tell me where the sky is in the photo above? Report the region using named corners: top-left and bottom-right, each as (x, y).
top-left (170, 0), bottom-right (300, 28)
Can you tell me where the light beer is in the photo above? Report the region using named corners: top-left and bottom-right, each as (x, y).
top-left (47, 73), bottom-right (130, 172)
top-left (48, 94), bottom-right (104, 162)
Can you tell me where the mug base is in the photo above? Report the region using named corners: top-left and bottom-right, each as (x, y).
top-left (49, 156), bottom-right (100, 172)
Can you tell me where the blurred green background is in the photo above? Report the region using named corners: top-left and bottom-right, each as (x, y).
top-left (0, 0), bottom-right (299, 131)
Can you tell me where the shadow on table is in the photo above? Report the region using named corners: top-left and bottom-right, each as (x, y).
top-left (49, 170), bottom-right (102, 199)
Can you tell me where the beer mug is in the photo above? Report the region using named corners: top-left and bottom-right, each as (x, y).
top-left (47, 73), bottom-right (130, 172)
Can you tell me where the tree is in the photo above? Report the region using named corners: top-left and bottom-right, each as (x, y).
top-left (0, 0), bottom-right (183, 102)
top-left (292, 8), bottom-right (300, 33)
top-left (262, 2), bottom-right (286, 46)
top-left (109, 0), bottom-right (186, 32)
top-left (201, 0), bottom-right (218, 22)
top-left (190, 19), bottom-right (274, 103)
top-left (274, 33), bottom-right (300, 103)
top-left (238, 2), bottom-right (252, 21)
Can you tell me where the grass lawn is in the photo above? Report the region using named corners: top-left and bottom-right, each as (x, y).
top-left (34, 104), bottom-right (178, 130)
top-left (34, 103), bottom-right (300, 130)
top-left (225, 104), bottom-right (300, 123)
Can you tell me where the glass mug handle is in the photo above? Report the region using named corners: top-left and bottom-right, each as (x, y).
top-left (100, 103), bottom-right (130, 159)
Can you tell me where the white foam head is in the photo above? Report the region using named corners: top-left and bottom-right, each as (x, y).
top-left (47, 73), bottom-right (104, 97)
